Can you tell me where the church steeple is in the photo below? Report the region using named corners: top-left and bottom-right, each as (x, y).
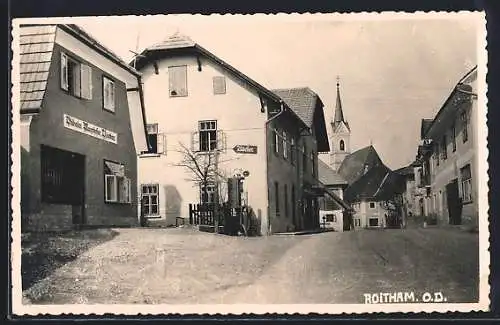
top-left (329, 75), bottom-right (351, 172)
top-left (333, 76), bottom-right (345, 125)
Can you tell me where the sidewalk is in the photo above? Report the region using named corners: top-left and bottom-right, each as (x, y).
top-left (274, 228), bottom-right (335, 236)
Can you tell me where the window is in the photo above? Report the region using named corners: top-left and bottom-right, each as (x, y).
top-left (213, 76), bottom-right (226, 95)
top-left (284, 184), bottom-right (288, 216)
top-left (275, 182), bottom-right (280, 216)
top-left (325, 214), bottom-right (336, 222)
top-left (441, 135), bottom-right (447, 160)
top-left (369, 202), bottom-right (376, 209)
top-left (340, 139), bottom-right (345, 151)
top-left (302, 147), bottom-right (307, 173)
top-left (199, 120), bottom-right (217, 152)
top-left (291, 184), bottom-right (295, 221)
top-left (104, 160), bottom-right (131, 204)
top-left (290, 138), bottom-right (296, 165)
top-left (310, 151), bottom-right (315, 175)
top-left (435, 143), bottom-right (440, 166)
top-left (103, 76), bottom-right (115, 112)
top-left (141, 184), bottom-right (159, 216)
top-left (452, 122), bottom-right (457, 152)
top-left (272, 129), bottom-right (279, 154)
top-left (461, 110), bottom-right (469, 143)
top-left (461, 164), bottom-right (472, 203)
top-left (168, 65), bottom-right (187, 97)
top-left (141, 124), bottom-right (166, 155)
top-left (201, 183), bottom-right (217, 204)
top-left (60, 52), bottom-right (92, 99)
top-left (354, 219), bottom-right (361, 227)
top-left (369, 218), bottom-right (379, 227)
top-left (283, 132), bottom-right (288, 159)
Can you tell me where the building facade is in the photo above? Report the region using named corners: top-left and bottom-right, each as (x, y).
top-left (19, 24), bottom-right (148, 231)
top-left (133, 34), bottom-right (330, 235)
top-left (414, 66), bottom-right (478, 228)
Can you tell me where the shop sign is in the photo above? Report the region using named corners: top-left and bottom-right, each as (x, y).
top-left (63, 114), bottom-right (117, 144)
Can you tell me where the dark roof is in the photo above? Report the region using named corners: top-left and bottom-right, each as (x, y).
top-left (318, 159), bottom-right (347, 186)
top-left (332, 81), bottom-right (350, 132)
top-left (394, 164), bottom-right (415, 176)
top-left (344, 165), bottom-right (405, 203)
top-left (272, 87), bottom-right (330, 152)
top-left (338, 145), bottom-right (385, 185)
top-left (420, 119), bottom-right (434, 139)
top-left (19, 25), bottom-right (57, 113)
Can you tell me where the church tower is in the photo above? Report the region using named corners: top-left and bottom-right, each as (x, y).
top-left (330, 77), bottom-right (351, 171)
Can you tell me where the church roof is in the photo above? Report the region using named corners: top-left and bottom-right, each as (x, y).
top-left (338, 145), bottom-right (385, 185)
top-left (344, 165), bottom-right (406, 202)
top-left (332, 79), bottom-right (350, 132)
top-left (318, 159), bottom-right (348, 186)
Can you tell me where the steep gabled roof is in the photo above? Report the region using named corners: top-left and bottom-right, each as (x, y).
top-left (338, 145), bottom-right (385, 185)
top-left (133, 33), bottom-right (309, 131)
top-left (420, 118), bottom-right (434, 139)
top-left (19, 25), bottom-right (57, 113)
top-left (344, 165), bottom-right (405, 203)
top-left (272, 87), bottom-right (330, 152)
top-left (318, 159), bottom-right (347, 186)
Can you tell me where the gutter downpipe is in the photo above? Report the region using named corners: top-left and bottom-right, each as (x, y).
top-left (263, 99), bottom-right (287, 236)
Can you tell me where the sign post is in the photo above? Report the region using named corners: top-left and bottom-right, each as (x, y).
top-left (232, 145), bottom-right (258, 155)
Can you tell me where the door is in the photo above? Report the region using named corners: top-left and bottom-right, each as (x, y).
top-left (446, 179), bottom-right (462, 225)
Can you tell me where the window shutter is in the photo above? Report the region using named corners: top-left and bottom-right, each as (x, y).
top-left (80, 64), bottom-right (93, 100)
top-left (157, 132), bottom-right (167, 155)
top-left (60, 52), bottom-right (68, 91)
top-left (191, 131), bottom-right (200, 152)
top-left (109, 81), bottom-right (115, 110)
top-left (213, 76), bottom-right (226, 94)
top-left (216, 130), bottom-right (226, 152)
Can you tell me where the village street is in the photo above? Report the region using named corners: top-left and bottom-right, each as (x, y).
top-left (23, 226), bottom-right (479, 305)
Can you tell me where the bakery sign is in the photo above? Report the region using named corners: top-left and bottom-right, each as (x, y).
top-left (63, 114), bottom-right (118, 144)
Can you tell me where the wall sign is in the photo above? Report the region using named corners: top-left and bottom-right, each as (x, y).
top-left (63, 114), bottom-right (117, 144)
top-left (233, 145), bottom-right (258, 154)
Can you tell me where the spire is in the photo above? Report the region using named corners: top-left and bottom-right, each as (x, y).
top-left (334, 76), bottom-right (345, 124)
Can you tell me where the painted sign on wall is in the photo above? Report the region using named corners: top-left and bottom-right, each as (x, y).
top-left (63, 114), bottom-right (118, 144)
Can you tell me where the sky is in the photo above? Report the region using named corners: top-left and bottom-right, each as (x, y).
top-left (73, 13), bottom-right (480, 170)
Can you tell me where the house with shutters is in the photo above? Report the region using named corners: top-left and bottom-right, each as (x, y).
top-left (412, 66), bottom-right (479, 228)
top-left (132, 34), bottom-right (339, 235)
top-left (18, 24), bottom-right (148, 231)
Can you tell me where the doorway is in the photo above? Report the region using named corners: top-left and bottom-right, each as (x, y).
top-left (40, 145), bottom-right (86, 226)
top-left (446, 179), bottom-right (462, 225)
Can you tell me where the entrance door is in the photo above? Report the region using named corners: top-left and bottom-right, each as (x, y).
top-left (446, 179), bottom-right (462, 225)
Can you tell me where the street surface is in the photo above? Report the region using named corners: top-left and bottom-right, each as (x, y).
top-left (23, 227), bottom-right (479, 304)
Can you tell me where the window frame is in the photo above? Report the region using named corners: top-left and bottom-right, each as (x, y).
top-left (200, 182), bottom-right (217, 204)
top-left (369, 202), bottom-right (376, 209)
top-left (104, 160), bottom-right (131, 204)
top-left (198, 120), bottom-right (218, 152)
top-left (275, 181), bottom-right (280, 216)
top-left (461, 110), bottom-right (469, 143)
top-left (452, 122), bottom-right (457, 152)
top-left (354, 218), bottom-right (361, 227)
top-left (141, 184), bottom-right (160, 217)
top-left (102, 76), bottom-right (116, 113)
top-left (60, 51), bottom-right (92, 100)
top-left (461, 164), bottom-right (473, 203)
top-left (339, 139), bottom-right (345, 151)
top-left (441, 135), bottom-right (447, 160)
top-left (283, 131), bottom-right (288, 159)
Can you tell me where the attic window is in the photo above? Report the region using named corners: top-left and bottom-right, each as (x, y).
top-left (213, 76), bottom-right (226, 95)
top-left (168, 65), bottom-right (187, 97)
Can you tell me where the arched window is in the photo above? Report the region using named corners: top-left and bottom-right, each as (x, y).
top-left (339, 139), bottom-right (345, 151)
